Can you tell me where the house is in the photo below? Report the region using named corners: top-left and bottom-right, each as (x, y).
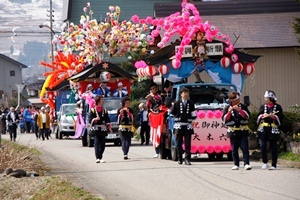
top-left (63, 0), bottom-right (300, 111)
top-left (0, 53), bottom-right (27, 107)
top-left (24, 78), bottom-right (46, 107)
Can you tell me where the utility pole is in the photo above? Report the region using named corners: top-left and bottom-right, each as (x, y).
top-left (49, 0), bottom-right (54, 63)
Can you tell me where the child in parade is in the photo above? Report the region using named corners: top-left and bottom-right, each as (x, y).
top-left (222, 92), bottom-right (252, 170)
top-left (257, 90), bottom-right (283, 170)
top-left (117, 97), bottom-right (134, 160)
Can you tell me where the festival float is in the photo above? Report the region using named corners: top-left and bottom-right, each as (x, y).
top-left (38, 0), bottom-right (261, 155)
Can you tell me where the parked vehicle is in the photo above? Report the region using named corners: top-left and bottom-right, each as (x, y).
top-left (81, 97), bottom-right (122, 147)
top-left (159, 83), bottom-right (249, 161)
top-left (56, 103), bottom-right (77, 139)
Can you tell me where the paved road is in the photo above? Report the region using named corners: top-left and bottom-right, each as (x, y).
top-left (2, 133), bottom-right (300, 200)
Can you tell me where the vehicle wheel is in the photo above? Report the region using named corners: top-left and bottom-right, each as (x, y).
top-left (208, 153), bottom-right (216, 160)
top-left (114, 140), bottom-right (121, 146)
top-left (82, 130), bottom-right (87, 147)
top-left (55, 128), bottom-right (59, 139)
top-left (227, 152), bottom-right (233, 161)
top-left (87, 135), bottom-right (94, 147)
top-left (216, 153), bottom-right (224, 160)
top-left (59, 131), bottom-right (63, 140)
top-left (171, 146), bottom-right (178, 161)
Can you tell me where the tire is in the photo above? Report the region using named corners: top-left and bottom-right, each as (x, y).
top-left (227, 151), bottom-right (233, 161)
top-left (82, 130), bottom-right (87, 147)
top-left (55, 128), bottom-right (59, 139)
top-left (216, 153), bottom-right (224, 160)
top-left (59, 131), bottom-right (63, 140)
top-left (171, 146), bottom-right (178, 161)
top-left (87, 134), bottom-right (94, 147)
top-left (208, 153), bottom-right (216, 160)
top-left (114, 140), bottom-right (121, 146)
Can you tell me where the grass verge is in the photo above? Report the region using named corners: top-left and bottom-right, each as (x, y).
top-left (0, 139), bottom-right (101, 200)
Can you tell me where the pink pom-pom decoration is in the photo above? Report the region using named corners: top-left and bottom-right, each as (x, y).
top-left (243, 63), bottom-right (255, 76)
top-left (232, 62), bottom-right (243, 74)
top-left (214, 146), bottom-right (222, 154)
top-left (131, 15), bottom-right (140, 23)
top-left (220, 57), bottom-right (231, 68)
top-left (231, 54), bottom-right (238, 63)
top-left (206, 110), bottom-right (214, 118)
top-left (206, 146), bottom-right (214, 154)
top-left (145, 16), bottom-right (153, 24)
top-left (198, 146), bottom-right (206, 153)
top-left (197, 111), bottom-right (206, 118)
top-left (191, 145), bottom-right (197, 154)
top-left (222, 145), bottom-right (231, 153)
top-left (214, 110), bottom-right (223, 118)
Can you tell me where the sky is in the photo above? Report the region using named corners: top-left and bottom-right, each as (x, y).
top-left (0, 0), bottom-right (63, 58)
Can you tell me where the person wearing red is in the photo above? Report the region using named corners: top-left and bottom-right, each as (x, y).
top-left (146, 83), bottom-right (162, 113)
top-left (222, 92), bottom-right (252, 170)
top-left (257, 90), bottom-right (283, 170)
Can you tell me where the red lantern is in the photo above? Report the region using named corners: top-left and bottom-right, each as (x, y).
top-left (243, 63), bottom-right (255, 75)
top-left (158, 64), bottom-right (169, 75)
top-left (145, 65), bottom-right (157, 76)
top-left (136, 68), bottom-right (143, 77)
top-left (232, 62), bottom-right (243, 74)
top-left (220, 57), bottom-right (231, 68)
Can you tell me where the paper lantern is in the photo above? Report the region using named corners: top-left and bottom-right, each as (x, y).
top-left (171, 58), bottom-right (178, 69)
top-left (99, 71), bottom-right (111, 82)
top-left (158, 64), bottom-right (169, 75)
top-left (136, 68), bottom-right (145, 77)
top-left (220, 57), bottom-right (231, 68)
top-left (145, 65), bottom-right (157, 76)
top-left (243, 63), bottom-right (255, 75)
top-left (232, 62), bottom-right (243, 74)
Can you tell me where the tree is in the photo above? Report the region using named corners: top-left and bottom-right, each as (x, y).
top-left (292, 0), bottom-right (300, 59)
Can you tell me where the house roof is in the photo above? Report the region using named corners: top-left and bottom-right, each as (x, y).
top-left (0, 53), bottom-right (27, 68)
top-left (154, 0), bottom-right (300, 48)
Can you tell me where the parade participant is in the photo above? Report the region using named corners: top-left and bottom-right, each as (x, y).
top-left (23, 105), bottom-right (32, 133)
top-left (170, 87), bottom-right (196, 165)
top-left (257, 90), bottom-right (283, 170)
top-left (37, 107), bottom-right (51, 141)
top-left (113, 82), bottom-right (128, 98)
top-left (95, 82), bottom-right (111, 97)
top-left (89, 96), bottom-right (113, 163)
top-left (6, 107), bottom-right (19, 142)
top-left (146, 83), bottom-right (162, 113)
top-left (138, 102), bottom-right (150, 145)
top-left (117, 97), bottom-right (134, 160)
top-left (222, 92), bottom-right (252, 170)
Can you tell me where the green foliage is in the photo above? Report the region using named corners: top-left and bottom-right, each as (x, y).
top-left (292, 1), bottom-right (300, 58)
top-left (131, 80), bottom-right (151, 100)
top-left (279, 152), bottom-right (300, 162)
top-left (130, 100), bottom-right (142, 128)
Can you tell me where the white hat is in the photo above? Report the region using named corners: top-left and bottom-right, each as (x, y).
top-left (41, 107), bottom-right (45, 110)
top-left (87, 84), bottom-right (92, 88)
top-left (264, 90), bottom-right (277, 101)
top-left (117, 82), bottom-right (123, 87)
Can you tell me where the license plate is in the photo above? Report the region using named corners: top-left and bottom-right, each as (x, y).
top-left (107, 134), bottom-right (117, 139)
top-left (110, 122), bottom-right (118, 127)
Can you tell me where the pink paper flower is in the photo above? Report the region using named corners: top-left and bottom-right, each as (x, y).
top-left (206, 146), bottom-right (214, 154)
top-left (206, 110), bottom-right (214, 118)
top-left (214, 146), bottom-right (222, 154)
top-left (197, 111), bottom-right (205, 118)
top-left (191, 145), bottom-right (197, 154)
top-left (131, 15), bottom-right (139, 23)
top-left (145, 16), bottom-right (153, 24)
top-left (222, 145), bottom-right (231, 153)
top-left (198, 146), bottom-right (206, 153)
top-left (214, 110), bottom-right (223, 118)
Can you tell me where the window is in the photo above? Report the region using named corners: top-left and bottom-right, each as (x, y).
top-left (10, 70), bottom-right (15, 76)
